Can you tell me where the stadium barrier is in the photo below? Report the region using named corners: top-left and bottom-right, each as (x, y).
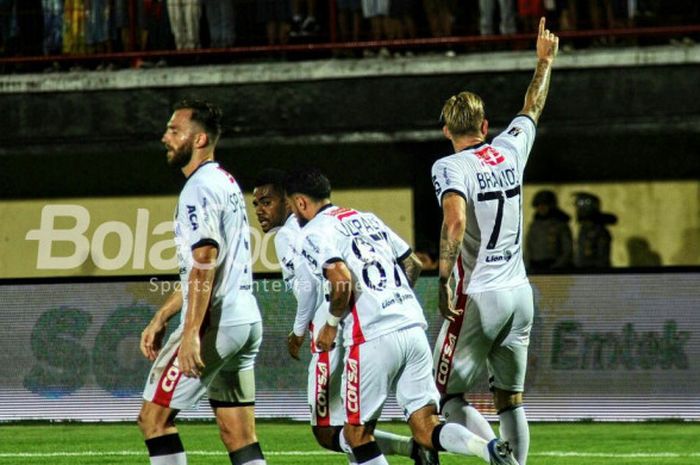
top-left (0, 272), bottom-right (698, 422)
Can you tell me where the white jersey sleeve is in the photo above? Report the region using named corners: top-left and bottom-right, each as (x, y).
top-left (179, 182), bottom-right (223, 250)
top-left (491, 115), bottom-right (537, 168)
top-left (431, 156), bottom-right (474, 207)
top-left (291, 258), bottom-right (325, 337)
top-left (273, 220), bottom-right (298, 289)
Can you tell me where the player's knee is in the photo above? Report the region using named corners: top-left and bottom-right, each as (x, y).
top-left (343, 423), bottom-right (375, 448)
top-left (312, 426), bottom-right (342, 452)
top-left (493, 388), bottom-right (523, 412)
top-left (137, 407), bottom-right (172, 437)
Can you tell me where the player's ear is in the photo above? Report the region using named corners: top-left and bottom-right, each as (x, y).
top-left (442, 125), bottom-right (451, 140)
top-left (481, 119), bottom-right (489, 137)
top-left (194, 131), bottom-right (209, 149)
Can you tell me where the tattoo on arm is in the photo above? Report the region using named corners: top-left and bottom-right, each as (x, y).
top-left (439, 221), bottom-right (462, 282)
top-left (401, 254), bottom-right (422, 288)
top-left (522, 59), bottom-right (552, 123)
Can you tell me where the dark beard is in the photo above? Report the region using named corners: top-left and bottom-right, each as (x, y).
top-left (167, 140), bottom-right (194, 168)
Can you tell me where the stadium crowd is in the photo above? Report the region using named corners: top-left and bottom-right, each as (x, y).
top-left (0, 1), bottom-right (697, 67)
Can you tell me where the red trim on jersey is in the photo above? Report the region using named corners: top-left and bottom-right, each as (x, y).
top-left (216, 165), bottom-right (237, 184)
top-left (152, 350), bottom-right (183, 407)
top-left (435, 255), bottom-right (467, 394)
top-left (315, 351), bottom-right (331, 426)
top-left (309, 322), bottom-right (316, 353)
top-left (349, 294), bottom-right (366, 345)
top-left (336, 210), bottom-right (358, 220)
top-left (346, 344), bottom-right (361, 425)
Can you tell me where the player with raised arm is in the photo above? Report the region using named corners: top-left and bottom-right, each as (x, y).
top-left (287, 168), bottom-right (518, 465)
top-left (138, 100), bottom-right (266, 465)
top-left (252, 169), bottom-right (438, 465)
top-left (431, 17), bottom-right (559, 465)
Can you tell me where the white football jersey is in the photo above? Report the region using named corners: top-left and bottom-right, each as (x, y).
top-left (297, 205), bottom-right (427, 347)
top-left (431, 115), bottom-right (536, 294)
top-left (274, 213), bottom-right (331, 352)
top-left (174, 161), bottom-right (261, 328)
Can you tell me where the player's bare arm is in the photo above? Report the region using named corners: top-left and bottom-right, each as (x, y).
top-left (520, 17), bottom-right (559, 124)
top-left (400, 252), bottom-right (423, 288)
top-left (315, 261), bottom-right (352, 352)
top-left (179, 244), bottom-right (218, 378)
top-left (140, 288), bottom-right (183, 361)
top-left (439, 193), bottom-right (466, 322)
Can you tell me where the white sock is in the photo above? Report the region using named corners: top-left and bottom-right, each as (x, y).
top-left (150, 453), bottom-right (187, 465)
top-left (499, 406), bottom-right (529, 465)
top-left (442, 397), bottom-right (496, 441)
top-left (339, 428), bottom-right (358, 465)
top-left (437, 422), bottom-right (490, 462)
top-left (373, 430), bottom-right (413, 457)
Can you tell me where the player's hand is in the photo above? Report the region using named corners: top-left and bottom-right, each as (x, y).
top-left (315, 324), bottom-right (337, 352)
top-left (178, 332), bottom-right (205, 378)
top-left (140, 318), bottom-right (167, 361)
top-left (288, 331), bottom-right (305, 360)
top-left (536, 17), bottom-right (559, 63)
top-left (439, 278), bottom-right (463, 322)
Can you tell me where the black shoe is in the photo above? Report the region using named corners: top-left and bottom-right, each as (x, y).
top-left (410, 440), bottom-right (440, 465)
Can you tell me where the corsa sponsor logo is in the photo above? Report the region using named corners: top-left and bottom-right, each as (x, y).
top-left (436, 333), bottom-right (457, 388)
top-left (346, 358), bottom-right (360, 414)
top-left (316, 361), bottom-right (329, 419)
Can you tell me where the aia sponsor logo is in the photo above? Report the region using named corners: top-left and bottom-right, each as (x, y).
top-left (474, 146), bottom-right (505, 166)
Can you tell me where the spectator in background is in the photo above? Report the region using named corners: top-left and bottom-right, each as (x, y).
top-left (518, 0), bottom-right (544, 33)
top-left (168, 0), bottom-right (201, 49)
top-left (574, 192), bottom-right (617, 268)
top-left (626, 237), bottom-right (661, 267)
top-left (203, 0), bottom-right (235, 48)
top-left (0, 0), bottom-right (17, 55)
top-left (63, 0), bottom-right (87, 53)
top-left (291, 0), bottom-right (318, 36)
top-left (479, 0), bottom-right (517, 35)
top-left (144, 0), bottom-right (173, 51)
top-left (423, 0), bottom-right (454, 38)
top-left (525, 190), bottom-right (573, 272)
top-left (42, 0), bottom-right (63, 55)
top-left (362, 0), bottom-right (391, 56)
top-left (115, 0), bottom-right (147, 51)
top-left (336, 0), bottom-right (361, 43)
top-left (258, 0), bottom-right (291, 45)
top-left (388, 0), bottom-right (417, 47)
top-left (86, 0), bottom-right (112, 53)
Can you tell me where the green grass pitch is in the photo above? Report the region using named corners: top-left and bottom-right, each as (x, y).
top-left (0, 421), bottom-right (698, 464)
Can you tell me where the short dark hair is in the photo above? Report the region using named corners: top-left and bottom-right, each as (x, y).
top-left (173, 99), bottom-right (223, 143)
top-left (254, 168), bottom-right (287, 195)
top-left (284, 168), bottom-right (332, 201)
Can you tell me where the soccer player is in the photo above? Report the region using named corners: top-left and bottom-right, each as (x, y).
top-left (252, 169), bottom-right (438, 465)
top-left (431, 17), bottom-right (559, 465)
top-left (138, 100), bottom-right (266, 465)
top-left (287, 168), bottom-right (518, 465)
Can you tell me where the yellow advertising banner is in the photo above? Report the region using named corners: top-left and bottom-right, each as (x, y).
top-left (1, 189), bottom-right (413, 278)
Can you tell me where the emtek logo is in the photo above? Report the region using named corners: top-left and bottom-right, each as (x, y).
top-left (25, 205), bottom-right (176, 271)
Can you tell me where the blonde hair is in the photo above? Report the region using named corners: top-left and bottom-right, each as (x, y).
top-left (440, 91), bottom-right (485, 137)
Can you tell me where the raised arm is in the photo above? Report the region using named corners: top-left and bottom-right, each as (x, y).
top-left (520, 17), bottom-right (559, 124)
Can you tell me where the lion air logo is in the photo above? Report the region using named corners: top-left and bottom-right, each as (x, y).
top-left (474, 146), bottom-right (505, 166)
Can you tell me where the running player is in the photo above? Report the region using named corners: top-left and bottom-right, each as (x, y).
top-left (138, 100), bottom-right (266, 465)
top-left (287, 168), bottom-right (518, 465)
top-left (431, 17), bottom-right (559, 465)
top-left (252, 169), bottom-right (438, 465)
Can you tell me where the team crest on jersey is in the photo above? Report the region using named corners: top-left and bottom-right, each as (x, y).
top-left (474, 146), bottom-right (505, 166)
top-left (508, 126), bottom-right (523, 137)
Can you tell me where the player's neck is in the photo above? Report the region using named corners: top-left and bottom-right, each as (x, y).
top-left (181, 151), bottom-right (215, 178)
top-left (452, 136), bottom-right (485, 153)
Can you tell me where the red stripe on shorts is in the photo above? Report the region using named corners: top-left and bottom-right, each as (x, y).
top-left (309, 322), bottom-right (316, 353)
top-left (435, 255), bottom-right (467, 394)
top-left (315, 351), bottom-right (331, 426)
top-left (345, 344), bottom-right (361, 425)
top-left (152, 349), bottom-right (183, 407)
top-left (350, 294), bottom-right (366, 345)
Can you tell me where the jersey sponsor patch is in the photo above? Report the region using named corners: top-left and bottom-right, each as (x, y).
top-left (186, 205), bottom-right (198, 230)
top-left (507, 126), bottom-right (523, 137)
top-left (474, 146), bottom-right (505, 166)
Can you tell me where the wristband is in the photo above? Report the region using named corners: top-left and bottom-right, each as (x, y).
top-left (326, 314), bottom-right (342, 327)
